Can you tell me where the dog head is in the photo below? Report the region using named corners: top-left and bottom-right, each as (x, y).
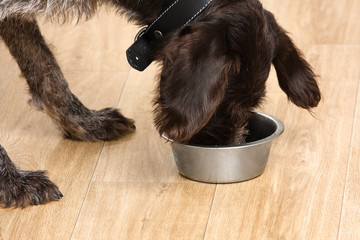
top-left (154, 0), bottom-right (321, 144)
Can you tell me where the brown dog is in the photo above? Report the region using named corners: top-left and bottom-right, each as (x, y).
top-left (0, 0), bottom-right (320, 207)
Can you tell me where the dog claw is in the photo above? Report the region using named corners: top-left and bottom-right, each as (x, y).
top-left (54, 190), bottom-right (63, 200)
top-left (58, 190), bottom-right (63, 198)
top-left (31, 194), bottom-right (40, 205)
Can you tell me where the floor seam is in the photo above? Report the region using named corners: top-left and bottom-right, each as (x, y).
top-left (203, 185), bottom-right (218, 240)
top-left (69, 69), bottom-right (132, 240)
top-left (337, 70), bottom-right (360, 240)
top-left (68, 141), bottom-right (106, 240)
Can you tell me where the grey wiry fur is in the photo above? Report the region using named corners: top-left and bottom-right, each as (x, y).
top-left (0, 0), bottom-right (98, 21)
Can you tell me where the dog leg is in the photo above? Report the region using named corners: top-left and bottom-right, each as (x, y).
top-left (0, 17), bottom-right (135, 141)
top-left (0, 145), bottom-right (62, 207)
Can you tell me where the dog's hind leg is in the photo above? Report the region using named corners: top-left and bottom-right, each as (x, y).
top-left (0, 144), bottom-right (63, 207)
top-left (0, 17), bottom-right (135, 141)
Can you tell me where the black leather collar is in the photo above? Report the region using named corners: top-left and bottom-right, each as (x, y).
top-left (126, 0), bottom-right (214, 71)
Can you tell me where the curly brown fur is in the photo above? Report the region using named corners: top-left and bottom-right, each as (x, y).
top-left (154, 0), bottom-right (320, 145)
top-left (0, 0), bottom-right (320, 207)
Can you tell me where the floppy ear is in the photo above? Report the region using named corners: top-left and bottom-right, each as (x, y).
top-left (154, 23), bottom-right (233, 143)
top-left (265, 11), bottom-right (321, 109)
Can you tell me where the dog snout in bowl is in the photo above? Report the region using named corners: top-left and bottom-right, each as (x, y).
top-left (162, 111), bottom-right (284, 183)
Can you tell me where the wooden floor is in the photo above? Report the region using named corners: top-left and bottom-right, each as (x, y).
top-left (0, 0), bottom-right (359, 239)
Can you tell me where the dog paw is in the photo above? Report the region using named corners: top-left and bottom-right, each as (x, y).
top-left (0, 170), bottom-right (63, 208)
top-left (63, 107), bottom-right (136, 141)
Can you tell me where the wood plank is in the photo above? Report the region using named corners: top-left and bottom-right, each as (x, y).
top-left (205, 45), bottom-right (360, 239)
top-left (339, 73), bottom-right (360, 239)
top-left (261, 0), bottom-right (360, 45)
top-left (0, 70), bottom-right (14, 105)
top-left (72, 183), bottom-right (215, 240)
top-left (0, 42), bottom-right (16, 70)
top-left (0, 43), bottom-right (16, 104)
top-left (39, 8), bottom-right (139, 72)
top-left (0, 67), bottom-right (128, 239)
top-left (0, 0), bottom-right (359, 239)
top-left (92, 65), bottom-right (187, 183)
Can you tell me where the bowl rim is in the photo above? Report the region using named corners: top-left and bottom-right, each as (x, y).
top-left (161, 111), bottom-right (284, 150)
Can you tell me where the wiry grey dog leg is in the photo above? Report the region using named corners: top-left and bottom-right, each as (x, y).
top-left (0, 17), bottom-right (135, 141)
top-left (0, 144), bottom-right (63, 207)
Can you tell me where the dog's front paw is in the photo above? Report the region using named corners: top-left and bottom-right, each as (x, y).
top-left (0, 170), bottom-right (63, 208)
top-left (63, 107), bottom-right (136, 141)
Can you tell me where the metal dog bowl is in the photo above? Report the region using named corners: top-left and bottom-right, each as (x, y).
top-left (162, 112), bottom-right (284, 183)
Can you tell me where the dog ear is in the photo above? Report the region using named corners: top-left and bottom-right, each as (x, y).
top-left (154, 23), bottom-right (233, 143)
top-left (266, 11), bottom-right (321, 109)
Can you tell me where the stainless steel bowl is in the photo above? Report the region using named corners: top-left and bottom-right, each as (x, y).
top-left (163, 112), bottom-right (284, 183)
